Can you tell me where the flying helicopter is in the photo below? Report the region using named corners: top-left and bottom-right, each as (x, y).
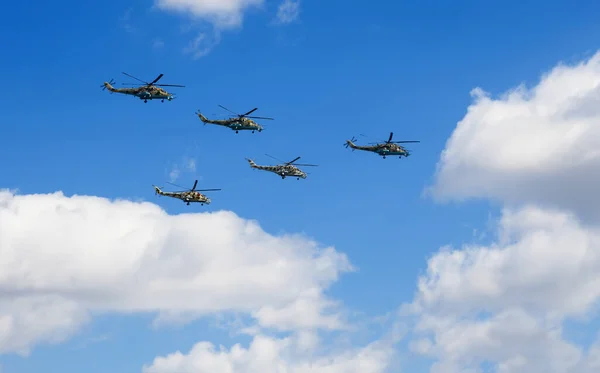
top-left (246, 154), bottom-right (317, 180)
top-left (152, 180), bottom-right (220, 205)
top-left (101, 72), bottom-right (185, 103)
top-left (344, 132), bottom-right (420, 159)
top-left (196, 105), bottom-right (273, 133)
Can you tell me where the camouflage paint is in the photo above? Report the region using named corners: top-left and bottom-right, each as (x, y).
top-left (196, 112), bottom-right (264, 133)
top-left (246, 159), bottom-right (308, 179)
top-left (103, 82), bottom-right (175, 102)
top-left (345, 140), bottom-right (411, 158)
top-left (153, 186), bottom-right (211, 205)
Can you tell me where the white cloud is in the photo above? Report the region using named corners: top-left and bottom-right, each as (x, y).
top-left (142, 333), bottom-right (395, 373)
top-left (407, 51), bottom-right (600, 372)
top-left (429, 51), bottom-right (600, 222)
top-left (275, 0), bottom-right (300, 24)
top-left (183, 31), bottom-right (222, 60)
top-left (411, 206), bottom-right (600, 320)
top-left (154, 0), bottom-right (264, 29)
top-left (169, 156), bottom-right (197, 182)
top-left (406, 206), bottom-right (600, 372)
top-left (0, 189), bottom-right (352, 354)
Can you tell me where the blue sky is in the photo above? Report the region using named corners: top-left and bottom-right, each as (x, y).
top-left (3, 1), bottom-right (600, 372)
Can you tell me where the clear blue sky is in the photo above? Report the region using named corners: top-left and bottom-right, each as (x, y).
top-left (2, 0), bottom-right (600, 372)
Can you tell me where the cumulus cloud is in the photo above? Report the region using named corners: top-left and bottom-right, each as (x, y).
top-left (143, 333), bottom-right (395, 373)
top-left (153, 0), bottom-right (263, 58)
top-left (406, 206), bottom-right (600, 372)
top-left (429, 51), bottom-right (600, 221)
top-left (154, 0), bottom-right (263, 29)
top-left (406, 51), bottom-right (600, 372)
top-left (275, 0), bottom-right (300, 24)
top-left (412, 206), bottom-right (600, 320)
top-left (0, 189), bottom-right (352, 354)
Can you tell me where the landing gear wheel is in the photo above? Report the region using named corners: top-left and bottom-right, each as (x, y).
top-left (144, 100), bottom-right (148, 103)
top-left (161, 99), bottom-right (164, 103)
top-left (236, 130), bottom-right (239, 134)
top-left (252, 131), bottom-right (255, 133)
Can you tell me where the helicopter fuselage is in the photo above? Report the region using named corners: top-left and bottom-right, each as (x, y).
top-left (374, 144), bottom-right (409, 157)
top-left (197, 114), bottom-right (263, 133)
top-left (156, 189), bottom-right (211, 205)
top-left (103, 82), bottom-right (175, 102)
top-left (246, 159), bottom-right (307, 179)
top-left (346, 141), bottom-right (409, 158)
top-left (226, 119), bottom-right (263, 133)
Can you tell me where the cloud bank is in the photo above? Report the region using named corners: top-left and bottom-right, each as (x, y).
top-left (407, 51), bottom-right (600, 372)
top-left (0, 189), bottom-right (352, 355)
top-left (143, 333), bottom-right (395, 373)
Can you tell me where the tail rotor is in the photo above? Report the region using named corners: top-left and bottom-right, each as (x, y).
top-left (195, 109), bottom-right (206, 124)
top-left (344, 136), bottom-right (357, 149)
top-left (101, 78), bottom-right (116, 91)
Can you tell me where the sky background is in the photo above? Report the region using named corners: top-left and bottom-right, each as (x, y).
top-left (3, 1), bottom-right (600, 372)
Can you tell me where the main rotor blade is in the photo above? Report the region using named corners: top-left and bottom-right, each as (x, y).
top-left (294, 163), bottom-right (318, 167)
top-left (246, 116), bottom-right (274, 120)
top-left (388, 132), bottom-right (393, 143)
top-left (192, 180), bottom-right (198, 191)
top-left (167, 181), bottom-right (189, 190)
top-left (391, 140), bottom-right (420, 143)
top-left (219, 105), bottom-right (238, 116)
top-left (150, 73), bottom-right (164, 85)
top-left (122, 72), bottom-right (148, 85)
top-left (197, 188), bottom-right (221, 192)
top-left (155, 84), bottom-right (186, 87)
top-left (287, 156), bottom-right (301, 164)
top-left (265, 154), bottom-right (285, 163)
top-left (241, 108), bottom-right (258, 117)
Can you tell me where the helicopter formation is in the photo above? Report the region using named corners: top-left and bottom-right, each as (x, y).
top-left (102, 72), bottom-right (420, 205)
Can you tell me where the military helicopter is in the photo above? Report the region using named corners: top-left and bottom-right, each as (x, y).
top-left (344, 132), bottom-right (420, 159)
top-left (101, 72), bottom-right (185, 103)
top-left (152, 180), bottom-right (220, 205)
top-left (196, 105), bottom-right (273, 133)
top-left (246, 154), bottom-right (317, 180)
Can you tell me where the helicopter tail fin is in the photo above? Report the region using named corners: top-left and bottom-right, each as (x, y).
top-left (196, 111), bottom-right (209, 123)
top-left (153, 185), bottom-right (163, 195)
top-left (344, 139), bottom-right (357, 150)
top-left (102, 81), bottom-right (117, 92)
top-left (245, 158), bottom-right (258, 168)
